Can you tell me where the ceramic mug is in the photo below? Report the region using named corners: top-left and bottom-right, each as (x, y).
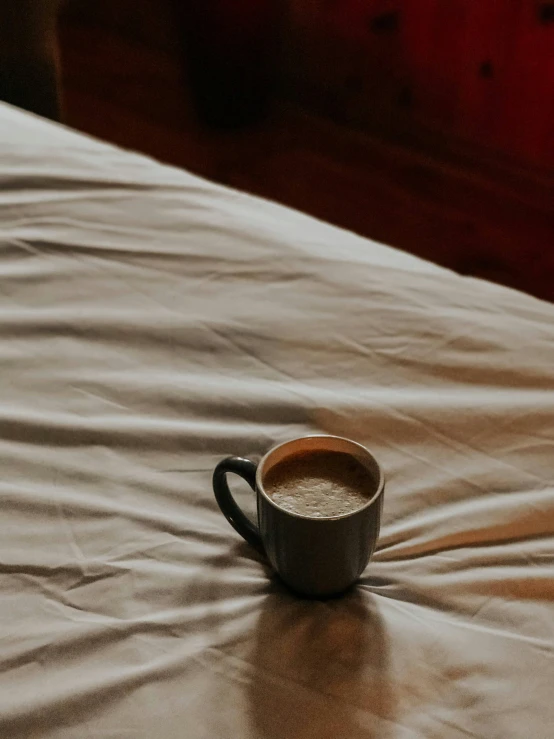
top-left (212, 435), bottom-right (385, 597)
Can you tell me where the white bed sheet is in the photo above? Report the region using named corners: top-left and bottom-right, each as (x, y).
top-left (0, 103), bottom-right (553, 739)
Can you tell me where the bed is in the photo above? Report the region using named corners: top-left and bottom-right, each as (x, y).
top-left (1, 102), bottom-right (553, 739)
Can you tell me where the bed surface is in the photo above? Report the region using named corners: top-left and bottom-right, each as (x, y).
top-left (1, 103), bottom-right (553, 739)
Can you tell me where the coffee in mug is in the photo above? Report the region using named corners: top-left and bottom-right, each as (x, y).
top-left (264, 449), bottom-right (374, 518)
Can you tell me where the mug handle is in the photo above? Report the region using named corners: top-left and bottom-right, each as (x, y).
top-left (213, 457), bottom-right (264, 552)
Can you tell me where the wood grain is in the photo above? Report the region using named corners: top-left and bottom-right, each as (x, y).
top-left (288, 0), bottom-right (554, 170)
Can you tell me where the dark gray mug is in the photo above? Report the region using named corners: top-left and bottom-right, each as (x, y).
top-left (212, 435), bottom-right (385, 597)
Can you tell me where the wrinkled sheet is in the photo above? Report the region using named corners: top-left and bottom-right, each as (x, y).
top-left (0, 102), bottom-right (553, 739)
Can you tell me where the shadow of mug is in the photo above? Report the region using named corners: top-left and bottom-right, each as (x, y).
top-left (246, 583), bottom-right (394, 739)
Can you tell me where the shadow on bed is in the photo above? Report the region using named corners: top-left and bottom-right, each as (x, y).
top-left (247, 582), bottom-right (394, 739)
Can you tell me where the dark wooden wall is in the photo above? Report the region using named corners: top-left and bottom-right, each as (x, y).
top-left (62, 0), bottom-right (179, 50)
top-left (63, 0), bottom-right (554, 170)
top-left (285, 0), bottom-right (554, 169)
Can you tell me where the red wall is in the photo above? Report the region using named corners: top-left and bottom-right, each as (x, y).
top-left (287, 0), bottom-right (554, 169)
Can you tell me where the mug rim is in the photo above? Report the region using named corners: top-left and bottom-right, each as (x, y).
top-left (256, 435), bottom-right (385, 521)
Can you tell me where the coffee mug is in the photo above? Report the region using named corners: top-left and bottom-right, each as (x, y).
top-left (212, 435), bottom-right (385, 597)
